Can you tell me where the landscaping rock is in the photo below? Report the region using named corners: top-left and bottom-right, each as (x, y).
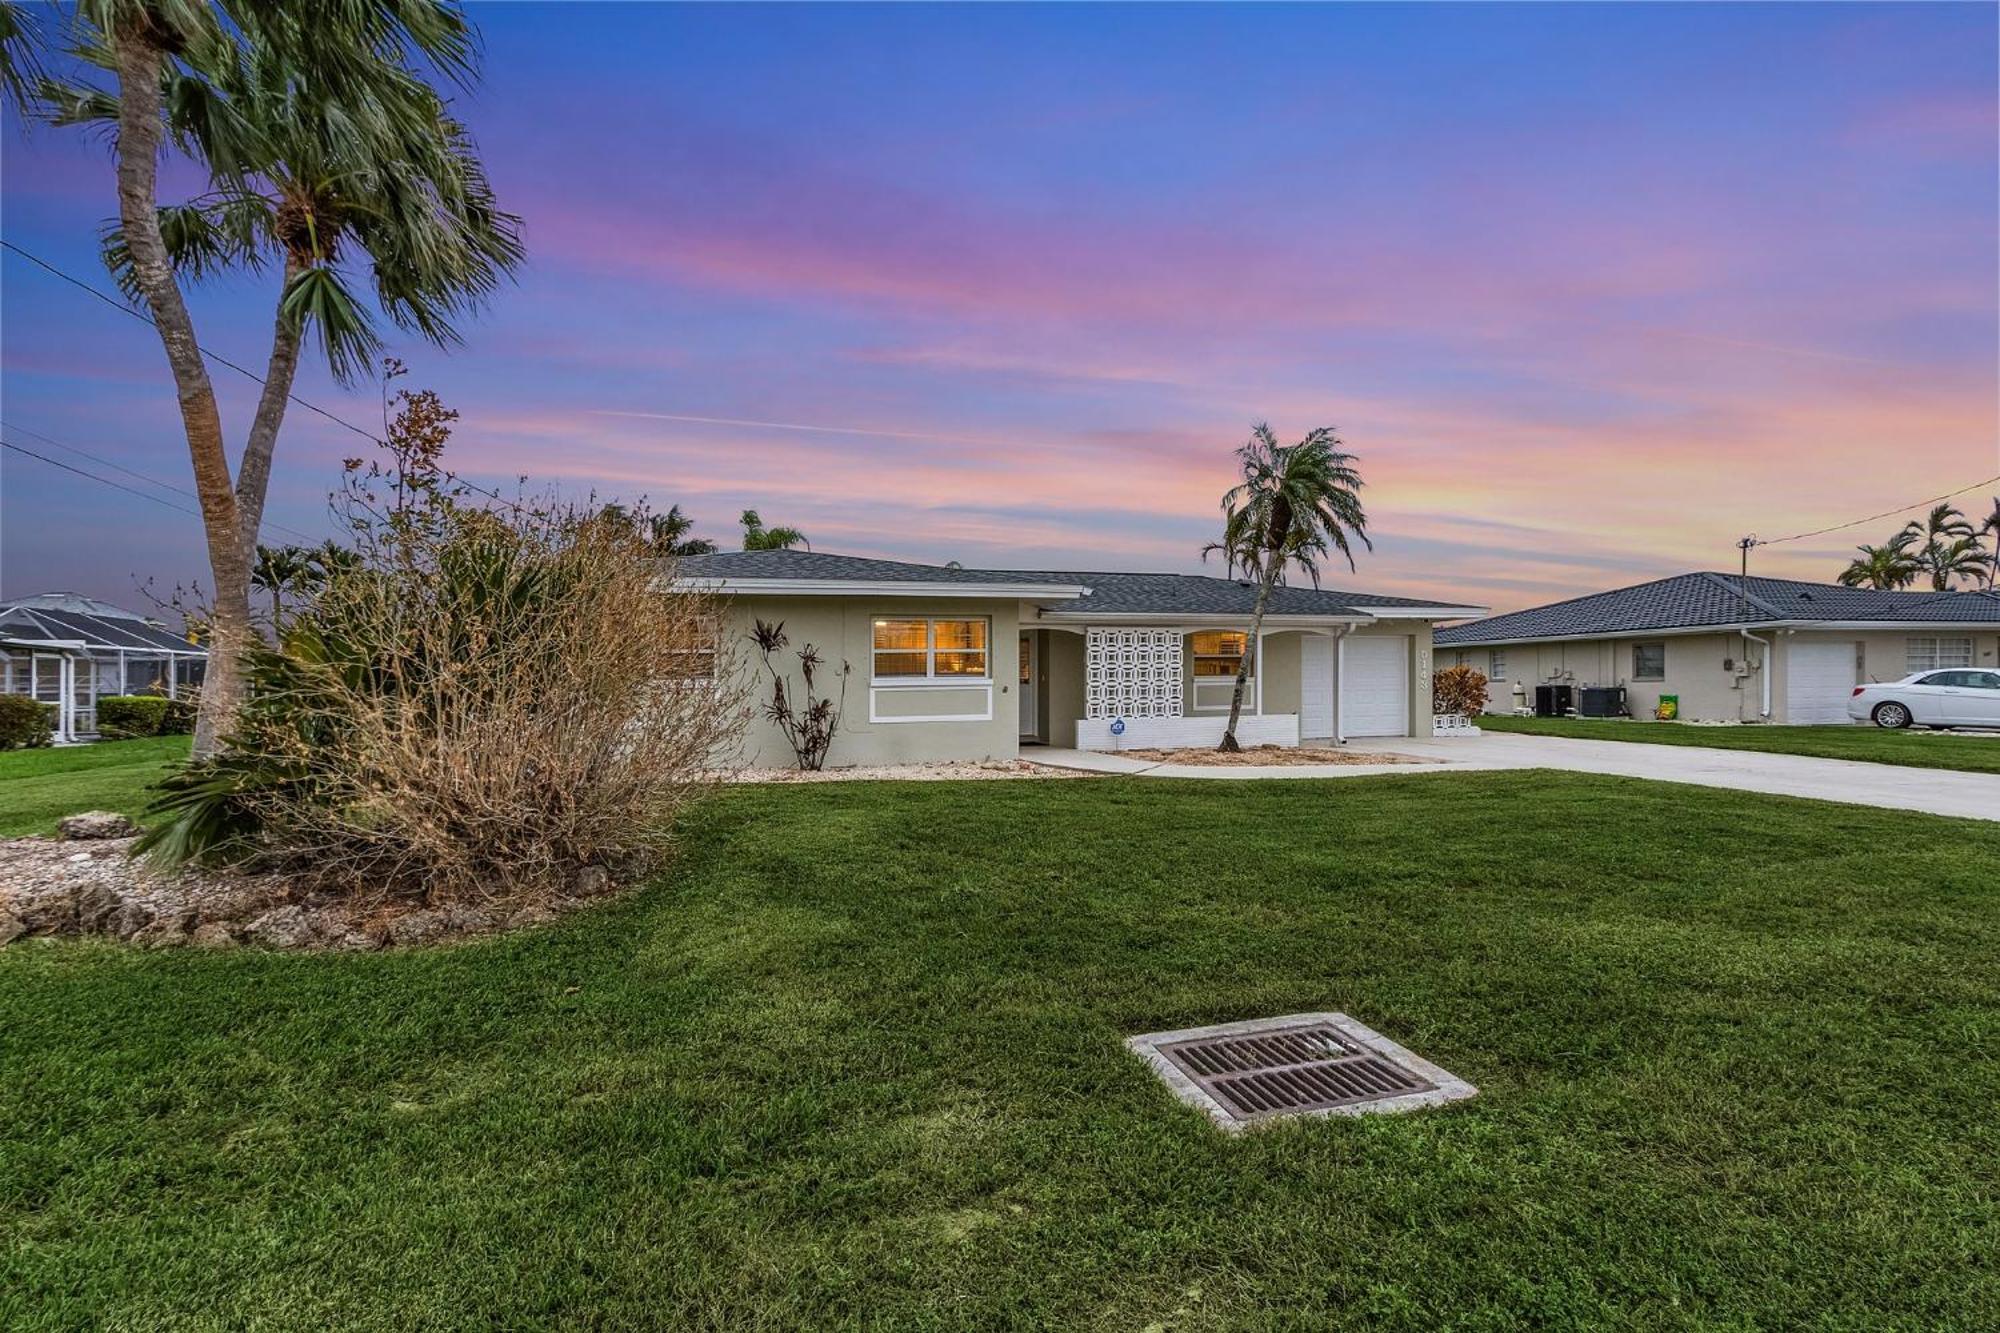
top-left (75, 881), bottom-right (123, 933)
top-left (58, 811), bottom-right (140, 840)
top-left (9, 882), bottom-right (77, 934)
top-left (0, 834), bottom-right (608, 952)
top-left (108, 900), bottom-right (156, 940)
top-left (190, 921), bottom-right (240, 950)
top-left (387, 910), bottom-right (445, 947)
top-left (245, 905), bottom-right (316, 950)
top-left (444, 904), bottom-right (495, 934)
top-left (132, 911), bottom-right (194, 949)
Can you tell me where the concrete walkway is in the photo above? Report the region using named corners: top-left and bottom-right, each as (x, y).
top-left (1029, 734), bottom-right (2000, 823)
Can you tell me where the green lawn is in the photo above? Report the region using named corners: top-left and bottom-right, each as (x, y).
top-left (1479, 712), bottom-right (2000, 773)
top-left (0, 736), bottom-right (190, 837)
top-left (3, 775), bottom-right (1995, 1328)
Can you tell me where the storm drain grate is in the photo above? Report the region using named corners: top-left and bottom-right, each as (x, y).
top-left (1127, 1013), bottom-right (1477, 1132)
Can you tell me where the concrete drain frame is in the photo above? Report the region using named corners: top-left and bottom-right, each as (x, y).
top-left (1126, 1012), bottom-right (1477, 1133)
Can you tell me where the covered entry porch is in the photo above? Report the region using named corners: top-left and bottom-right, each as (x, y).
top-left (1012, 619), bottom-right (1429, 753)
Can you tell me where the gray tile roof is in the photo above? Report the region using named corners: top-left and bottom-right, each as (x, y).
top-left (675, 550), bottom-right (1466, 619)
top-left (1436, 572), bottom-right (2000, 646)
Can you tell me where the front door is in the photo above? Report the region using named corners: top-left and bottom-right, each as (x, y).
top-left (1018, 632), bottom-right (1039, 739)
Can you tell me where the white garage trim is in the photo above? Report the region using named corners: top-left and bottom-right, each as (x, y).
top-left (1341, 636), bottom-right (1411, 737)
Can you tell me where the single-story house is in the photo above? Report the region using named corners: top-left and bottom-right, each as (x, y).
top-left (0, 592), bottom-right (208, 742)
top-left (1434, 572), bottom-right (2000, 725)
top-left (674, 550), bottom-right (1484, 767)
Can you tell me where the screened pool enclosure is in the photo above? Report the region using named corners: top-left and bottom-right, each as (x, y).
top-left (0, 593), bottom-right (206, 742)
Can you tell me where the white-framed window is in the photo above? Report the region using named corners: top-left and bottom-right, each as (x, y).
top-left (1488, 650), bottom-right (1507, 681)
top-left (872, 617), bottom-right (989, 681)
top-left (1907, 636), bottom-right (1973, 673)
top-left (662, 621), bottom-right (718, 681)
top-left (1633, 642), bottom-right (1666, 681)
top-left (1190, 630), bottom-right (1252, 679)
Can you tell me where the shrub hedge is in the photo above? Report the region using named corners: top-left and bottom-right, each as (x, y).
top-left (0, 693), bottom-right (54, 749)
top-left (98, 695), bottom-right (196, 739)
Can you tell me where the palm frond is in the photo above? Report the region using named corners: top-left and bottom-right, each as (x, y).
top-left (280, 263), bottom-right (382, 384)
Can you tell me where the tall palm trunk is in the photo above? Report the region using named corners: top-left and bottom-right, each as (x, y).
top-left (1220, 558), bottom-right (1278, 752)
top-left (235, 257), bottom-right (306, 553)
top-left (111, 22), bottom-right (251, 758)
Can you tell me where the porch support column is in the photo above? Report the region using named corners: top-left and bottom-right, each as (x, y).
top-left (59, 654), bottom-right (75, 743)
top-left (1334, 633), bottom-right (1347, 744)
top-left (1253, 629), bottom-right (1265, 715)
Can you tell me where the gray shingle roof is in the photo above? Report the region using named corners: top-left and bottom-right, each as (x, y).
top-left (675, 550), bottom-right (1466, 619)
top-left (1435, 572), bottom-right (2000, 646)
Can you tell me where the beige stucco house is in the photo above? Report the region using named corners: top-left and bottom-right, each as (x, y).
top-left (675, 551), bottom-right (1484, 768)
top-left (1435, 572), bottom-right (2000, 725)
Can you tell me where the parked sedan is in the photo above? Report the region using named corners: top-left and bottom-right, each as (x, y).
top-left (1850, 669), bottom-right (2000, 729)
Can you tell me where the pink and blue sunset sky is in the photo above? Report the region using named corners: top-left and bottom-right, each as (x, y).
top-left (3, 2), bottom-right (1996, 612)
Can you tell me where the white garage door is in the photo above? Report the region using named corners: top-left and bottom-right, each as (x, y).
top-left (1785, 639), bottom-right (1856, 725)
top-left (1342, 636), bottom-right (1410, 737)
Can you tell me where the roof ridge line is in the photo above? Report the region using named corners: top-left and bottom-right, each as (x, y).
top-left (1697, 571), bottom-right (1783, 619)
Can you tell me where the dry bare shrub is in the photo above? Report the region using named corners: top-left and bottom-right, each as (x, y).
top-left (142, 382), bottom-right (742, 909)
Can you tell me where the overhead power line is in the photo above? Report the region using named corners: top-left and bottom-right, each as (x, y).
top-left (2, 238), bottom-right (533, 517)
top-left (1752, 472), bottom-right (2000, 547)
top-left (4, 438), bottom-right (204, 518)
top-left (0, 418), bottom-right (318, 542)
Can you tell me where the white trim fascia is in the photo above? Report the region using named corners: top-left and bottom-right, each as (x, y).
top-left (0, 637), bottom-right (90, 651)
top-left (1440, 618), bottom-right (2000, 649)
top-left (1040, 607), bottom-right (1482, 626)
top-left (667, 576), bottom-right (1089, 600)
top-left (1036, 611), bottom-right (1375, 629)
top-left (1357, 605), bottom-right (1489, 620)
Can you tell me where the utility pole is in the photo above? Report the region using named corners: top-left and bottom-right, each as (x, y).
top-left (1736, 535), bottom-right (1757, 623)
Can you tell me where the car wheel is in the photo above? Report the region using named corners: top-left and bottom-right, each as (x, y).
top-left (1872, 701), bottom-right (1912, 730)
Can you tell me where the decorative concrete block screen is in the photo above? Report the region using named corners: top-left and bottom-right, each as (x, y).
top-left (1085, 628), bottom-right (1183, 720)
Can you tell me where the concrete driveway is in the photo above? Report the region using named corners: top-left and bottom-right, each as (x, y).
top-left (1031, 733), bottom-right (2000, 823)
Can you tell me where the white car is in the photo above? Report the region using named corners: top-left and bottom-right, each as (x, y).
top-left (1849, 669), bottom-right (2000, 729)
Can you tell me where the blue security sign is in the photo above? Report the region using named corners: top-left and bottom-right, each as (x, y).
top-left (1109, 717), bottom-right (1126, 736)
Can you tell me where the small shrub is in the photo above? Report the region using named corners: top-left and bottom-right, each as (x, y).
top-left (141, 379), bottom-right (743, 909)
top-left (749, 619), bottom-right (851, 770)
top-left (1433, 665), bottom-right (1489, 718)
top-left (0, 693), bottom-right (53, 749)
top-left (159, 698), bottom-right (197, 734)
top-left (99, 695), bottom-right (171, 738)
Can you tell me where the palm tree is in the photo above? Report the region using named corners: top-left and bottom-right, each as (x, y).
top-left (1837, 531), bottom-right (1923, 590)
top-left (1920, 536), bottom-right (1988, 592)
top-left (56, 25), bottom-right (523, 556)
top-left (1980, 496), bottom-right (2000, 589)
top-left (1203, 423), bottom-right (1370, 751)
top-left (1905, 504), bottom-right (1982, 591)
top-left (741, 509), bottom-right (808, 551)
top-left (249, 543), bottom-right (321, 629)
top-left (650, 504), bottom-right (717, 557)
top-left (20, 2), bottom-right (502, 756)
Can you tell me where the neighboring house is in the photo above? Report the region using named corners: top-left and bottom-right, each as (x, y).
top-left (0, 593), bottom-right (207, 742)
top-left (1435, 572), bottom-right (2000, 725)
top-left (674, 551), bottom-right (1483, 767)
